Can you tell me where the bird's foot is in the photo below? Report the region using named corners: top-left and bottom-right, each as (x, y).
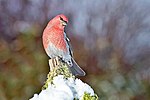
top-left (49, 57), bottom-right (61, 71)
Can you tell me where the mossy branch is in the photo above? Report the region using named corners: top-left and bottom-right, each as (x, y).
top-left (42, 57), bottom-right (74, 90)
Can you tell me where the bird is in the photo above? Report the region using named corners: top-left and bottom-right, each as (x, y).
top-left (42, 14), bottom-right (85, 76)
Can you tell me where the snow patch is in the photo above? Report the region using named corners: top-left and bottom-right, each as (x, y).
top-left (30, 75), bottom-right (95, 100)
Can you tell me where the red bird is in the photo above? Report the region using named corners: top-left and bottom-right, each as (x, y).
top-left (42, 14), bottom-right (85, 76)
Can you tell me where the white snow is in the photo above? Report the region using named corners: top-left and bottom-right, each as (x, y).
top-left (75, 79), bottom-right (94, 99)
top-left (30, 75), bottom-right (95, 100)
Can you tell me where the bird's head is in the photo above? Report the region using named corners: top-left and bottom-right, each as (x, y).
top-left (48, 14), bottom-right (68, 29)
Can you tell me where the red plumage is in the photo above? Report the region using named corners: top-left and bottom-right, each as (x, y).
top-left (43, 25), bottom-right (67, 52)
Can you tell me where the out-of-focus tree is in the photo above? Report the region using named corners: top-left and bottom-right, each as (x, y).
top-left (0, 0), bottom-right (150, 100)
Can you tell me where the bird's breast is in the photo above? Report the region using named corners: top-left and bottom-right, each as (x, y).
top-left (48, 32), bottom-right (67, 52)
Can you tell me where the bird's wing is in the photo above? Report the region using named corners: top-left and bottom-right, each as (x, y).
top-left (64, 32), bottom-right (73, 57)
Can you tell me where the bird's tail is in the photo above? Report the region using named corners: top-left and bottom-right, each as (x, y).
top-left (70, 58), bottom-right (86, 76)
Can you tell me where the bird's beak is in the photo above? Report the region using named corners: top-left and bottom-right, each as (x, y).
top-left (61, 20), bottom-right (67, 26)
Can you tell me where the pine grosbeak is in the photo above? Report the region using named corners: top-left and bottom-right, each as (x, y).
top-left (42, 14), bottom-right (85, 76)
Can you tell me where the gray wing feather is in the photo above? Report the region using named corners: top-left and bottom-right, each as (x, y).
top-left (64, 32), bottom-right (86, 76)
top-left (64, 32), bottom-right (73, 57)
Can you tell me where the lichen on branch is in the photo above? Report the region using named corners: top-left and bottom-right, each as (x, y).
top-left (42, 59), bottom-right (74, 89)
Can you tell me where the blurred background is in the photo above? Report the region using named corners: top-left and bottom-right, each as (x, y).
top-left (0, 0), bottom-right (150, 100)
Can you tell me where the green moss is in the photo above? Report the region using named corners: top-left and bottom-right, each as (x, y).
top-left (82, 92), bottom-right (99, 100)
top-left (42, 61), bottom-right (75, 90)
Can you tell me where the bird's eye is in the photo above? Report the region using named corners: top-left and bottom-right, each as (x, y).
top-left (60, 17), bottom-right (63, 21)
top-left (60, 16), bottom-right (68, 25)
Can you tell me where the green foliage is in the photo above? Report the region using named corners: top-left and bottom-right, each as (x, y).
top-left (0, 33), bottom-right (48, 100)
top-left (82, 92), bottom-right (98, 100)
